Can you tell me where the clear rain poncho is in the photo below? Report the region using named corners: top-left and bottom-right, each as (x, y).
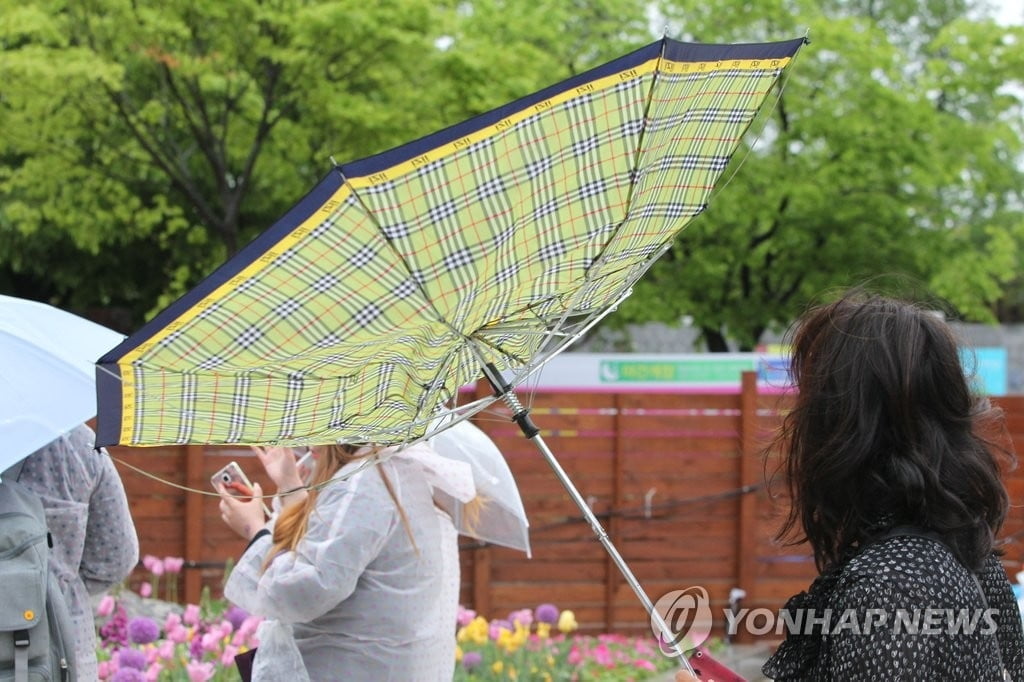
top-left (225, 443), bottom-right (474, 682)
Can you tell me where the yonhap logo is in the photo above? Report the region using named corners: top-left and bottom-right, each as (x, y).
top-left (651, 586), bottom-right (713, 655)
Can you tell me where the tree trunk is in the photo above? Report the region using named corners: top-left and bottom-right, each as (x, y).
top-left (701, 326), bottom-right (730, 352)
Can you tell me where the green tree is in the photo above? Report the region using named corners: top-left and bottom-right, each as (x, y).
top-left (612, 0), bottom-right (1024, 350)
top-left (0, 0), bottom-right (651, 327)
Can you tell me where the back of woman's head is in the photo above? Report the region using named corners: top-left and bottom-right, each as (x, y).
top-left (267, 443), bottom-right (418, 569)
top-left (267, 443), bottom-right (365, 566)
top-left (777, 290), bottom-right (1009, 571)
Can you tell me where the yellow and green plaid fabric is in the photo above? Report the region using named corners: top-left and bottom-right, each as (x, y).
top-left (96, 37), bottom-right (805, 446)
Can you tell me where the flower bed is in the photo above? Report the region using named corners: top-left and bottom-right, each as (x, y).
top-left (453, 604), bottom-right (674, 681)
top-left (95, 555), bottom-right (675, 681)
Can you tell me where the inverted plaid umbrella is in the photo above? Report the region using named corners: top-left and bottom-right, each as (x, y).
top-left (96, 35), bottom-right (805, 667)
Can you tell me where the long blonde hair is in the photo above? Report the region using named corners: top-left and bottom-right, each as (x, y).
top-left (266, 444), bottom-right (417, 570)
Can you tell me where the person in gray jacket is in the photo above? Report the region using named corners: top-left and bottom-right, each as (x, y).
top-left (16, 423), bottom-right (140, 681)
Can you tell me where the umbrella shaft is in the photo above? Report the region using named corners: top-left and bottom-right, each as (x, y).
top-left (481, 363), bottom-right (693, 672)
top-left (525, 429), bottom-right (696, 674)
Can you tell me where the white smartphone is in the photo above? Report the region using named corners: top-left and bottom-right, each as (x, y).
top-left (211, 461), bottom-right (271, 516)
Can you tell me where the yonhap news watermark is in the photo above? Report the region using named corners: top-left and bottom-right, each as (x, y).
top-left (650, 587), bottom-right (998, 656)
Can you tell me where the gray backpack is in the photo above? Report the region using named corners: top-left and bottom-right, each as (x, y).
top-left (0, 461), bottom-right (76, 682)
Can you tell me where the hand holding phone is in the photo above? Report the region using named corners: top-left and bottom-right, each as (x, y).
top-left (212, 461), bottom-right (271, 516)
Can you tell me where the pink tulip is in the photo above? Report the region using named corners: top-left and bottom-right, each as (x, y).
top-left (141, 555), bottom-right (160, 572)
top-left (155, 641), bottom-right (173, 661)
top-left (233, 616), bottom-right (262, 648)
top-left (200, 631), bottom-right (221, 653)
top-left (456, 605), bottom-right (477, 627)
top-left (98, 660), bottom-right (113, 679)
top-left (164, 612), bottom-right (181, 632)
top-left (508, 608), bottom-right (533, 627)
top-left (183, 604), bottom-right (201, 627)
top-left (220, 644), bottom-right (239, 667)
top-left (163, 557), bottom-right (185, 573)
top-left (144, 662), bottom-right (163, 681)
top-left (634, 658), bottom-right (656, 671)
top-left (185, 661), bottom-right (214, 682)
top-left (139, 582), bottom-right (152, 598)
top-left (97, 595), bottom-right (116, 618)
top-left (167, 624), bottom-right (189, 645)
top-left (217, 620), bottom-right (234, 638)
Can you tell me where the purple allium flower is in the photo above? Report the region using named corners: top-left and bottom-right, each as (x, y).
top-left (189, 635), bottom-right (204, 660)
top-left (462, 651), bottom-right (483, 670)
top-left (111, 668), bottom-right (146, 682)
top-left (535, 603), bottom-right (559, 624)
top-left (224, 605), bottom-right (249, 632)
top-left (116, 647), bottom-right (147, 670)
top-left (126, 616), bottom-right (160, 645)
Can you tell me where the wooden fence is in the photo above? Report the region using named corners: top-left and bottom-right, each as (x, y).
top-left (109, 374), bottom-right (1024, 636)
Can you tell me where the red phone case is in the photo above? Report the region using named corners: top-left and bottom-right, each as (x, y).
top-left (687, 646), bottom-right (746, 682)
top-left (212, 462), bottom-right (255, 501)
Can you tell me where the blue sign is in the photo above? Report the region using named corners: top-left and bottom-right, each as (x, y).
top-left (961, 347), bottom-right (1008, 396)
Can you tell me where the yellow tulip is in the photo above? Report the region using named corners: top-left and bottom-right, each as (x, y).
top-left (492, 661), bottom-right (504, 674)
top-left (496, 627), bottom-right (516, 653)
top-left (454, 645), bottom-right (463, 662)
top-left (461, 616), bottom-right (489, 645)
top-left (536, 622), bottom-right (551, 639)
top-left (511, 623), bottom-right (529, 648)
top-left (557, 609), bottom-right (578, 633)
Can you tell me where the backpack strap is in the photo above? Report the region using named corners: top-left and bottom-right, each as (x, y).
top-left (872, 524), bottom-right (944, 546)
top-left (13, 630), bottom-right (29, 682)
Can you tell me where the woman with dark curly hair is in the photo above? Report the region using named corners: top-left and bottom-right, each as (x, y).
top-left (760, 291), bottom-right (1024, 681)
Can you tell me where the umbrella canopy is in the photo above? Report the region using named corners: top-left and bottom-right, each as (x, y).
top-left (427, 418), bottom-right (531, 556)
top-left (96, 36), bottom-right (805, 448)
top-left (0, 295), bottom-right (125, 472)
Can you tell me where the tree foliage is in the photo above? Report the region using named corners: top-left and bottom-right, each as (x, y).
top-left (613, 0), bottom-right (1024, 349)
top-left (0, 0), bottom-right (650, 326)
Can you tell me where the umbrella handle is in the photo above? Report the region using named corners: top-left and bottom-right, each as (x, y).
top-left (480, 364), bottom-right (698, 675)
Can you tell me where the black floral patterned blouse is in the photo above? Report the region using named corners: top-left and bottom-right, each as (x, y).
top-left (762, 534), bottom-right (1024, 681)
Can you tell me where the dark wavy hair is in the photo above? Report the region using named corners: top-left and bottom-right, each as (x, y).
top-left (774, 290), bottom-right (1010, 572)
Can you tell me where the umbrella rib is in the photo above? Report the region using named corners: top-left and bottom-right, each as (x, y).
top-left (332, 166), bottom-right (492, 444)
top-left (335, 167), bottom-right (465, 340)
top-left (703, 36), bottom-right (809, 205)
top-left (531, 39), bottom-right (668, 364)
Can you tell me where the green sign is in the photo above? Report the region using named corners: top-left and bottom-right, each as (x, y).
top-left (598, 358), bottom-right (758, 384)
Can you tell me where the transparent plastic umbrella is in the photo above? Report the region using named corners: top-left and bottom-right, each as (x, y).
top-left (428, 418), bottom-right (530, 556)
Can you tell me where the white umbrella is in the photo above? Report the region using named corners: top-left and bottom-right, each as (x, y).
top-left (427, 418), bottom-right (530, 557)
top-left (0, 295), bottom-right (124, 474)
